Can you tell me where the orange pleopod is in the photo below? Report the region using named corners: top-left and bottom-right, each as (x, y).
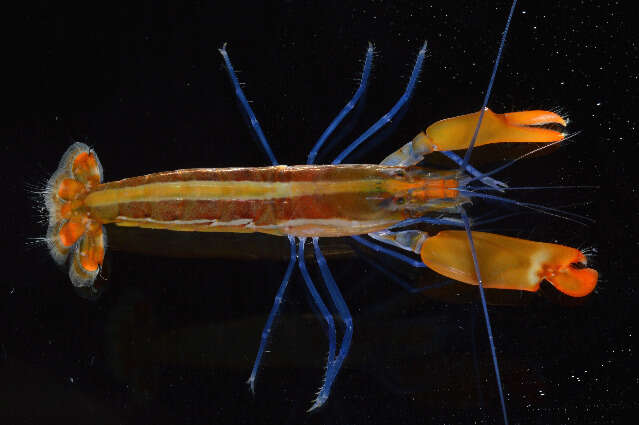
top-left (413, 108), bottom-right (566, 153)
top-left (420, 230), bottom-right (597, 297)
top-left (44, 142), bottom-right (106, 287)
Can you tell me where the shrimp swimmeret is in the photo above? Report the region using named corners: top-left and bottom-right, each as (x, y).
top-left (41, 2), bottom-right (597, 420)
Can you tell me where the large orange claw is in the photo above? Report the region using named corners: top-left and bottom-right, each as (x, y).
top-left (412, 108), bottom-right (566, 153)
top-left (420, 231), bottom-right (597, 297)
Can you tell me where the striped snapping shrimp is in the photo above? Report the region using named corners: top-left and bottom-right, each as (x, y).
top-left (41, 0), bottom-right (597, 421)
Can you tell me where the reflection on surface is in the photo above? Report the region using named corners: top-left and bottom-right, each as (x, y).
top-left (106, 224), bottom-right (589, 307)
top-left (105, 287), bottom-right (545, 409)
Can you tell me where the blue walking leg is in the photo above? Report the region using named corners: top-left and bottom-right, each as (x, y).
top-left (355, 248), bottom-right (451, 293)
top-left (246, 235), bottom-right (298, 392)
top-left (460, 209), bottom-right (508, 424)
top-left (307, 43), bottom-right (374, 165)
top-left (296, 237), bottom-right (337, 409)
top-left (350, 235), bottom-right (426, 269)
top-left (332, 41), bottom-right (428, 164)
top-left (219, 43), bottom-right (279, 166)
top-left (364, 252), bottom-right (453, 294)
top-left (309, 237), bottom-right (353, 411)
top-left (220, 44), bottom-right (305, 396)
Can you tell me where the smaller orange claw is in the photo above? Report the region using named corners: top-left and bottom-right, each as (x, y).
top-left (420, 231), bottom-right (597, 297)
top-left (413, 108), bottom-right (566, 153)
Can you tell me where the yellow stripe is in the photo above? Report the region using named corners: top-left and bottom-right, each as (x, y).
top-left (84, 179), bottom-right (383, 208)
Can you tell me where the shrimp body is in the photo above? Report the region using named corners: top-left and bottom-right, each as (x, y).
top-left (42, 12), bottom-right (599, 415)
top-left (84, 165), bottom-right (462, 237)
top-left (46, 110), bottom-right (596, 297)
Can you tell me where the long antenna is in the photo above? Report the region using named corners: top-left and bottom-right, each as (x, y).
top-left (463, 1), bottom-right (519, 424)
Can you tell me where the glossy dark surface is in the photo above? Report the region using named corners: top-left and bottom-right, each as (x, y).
top-left (4, 1), bottom-right (635, 424)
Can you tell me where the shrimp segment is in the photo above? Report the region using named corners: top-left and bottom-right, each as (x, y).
top-left (420, 230), bottom-right (598, 297)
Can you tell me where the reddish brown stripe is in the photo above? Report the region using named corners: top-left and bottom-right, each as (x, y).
top-left (114, 192), bottom-right (397, 225)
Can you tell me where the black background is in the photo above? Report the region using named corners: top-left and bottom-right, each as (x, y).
top-left (3, 1), bottom-right (637, 424)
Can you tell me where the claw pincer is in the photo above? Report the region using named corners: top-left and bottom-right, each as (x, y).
top-left (382, 108), bottom-right (566, 166)
top-left (376, 108), bottom-right (597, 297)
top-left (416, 108), bottom-right (566, 152)
top-left (412, 109), bottom-right (596, 297)
top-left (420, 231), bottom-right (597, 297)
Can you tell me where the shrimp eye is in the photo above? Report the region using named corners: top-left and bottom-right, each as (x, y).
top-left (396, 197), bottom-right (406, 205)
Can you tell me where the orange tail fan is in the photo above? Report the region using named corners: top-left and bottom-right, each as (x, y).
top-left (44, 142), bottom-right (106, 287)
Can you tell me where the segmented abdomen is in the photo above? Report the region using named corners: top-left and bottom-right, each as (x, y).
top-left (84, 165), bottom-right (417, 237)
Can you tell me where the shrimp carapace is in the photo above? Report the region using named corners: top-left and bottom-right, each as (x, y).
top-left (420, 230), bottom-right (598, 297)
top-left (44, 142), bottom-right (106, 287)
